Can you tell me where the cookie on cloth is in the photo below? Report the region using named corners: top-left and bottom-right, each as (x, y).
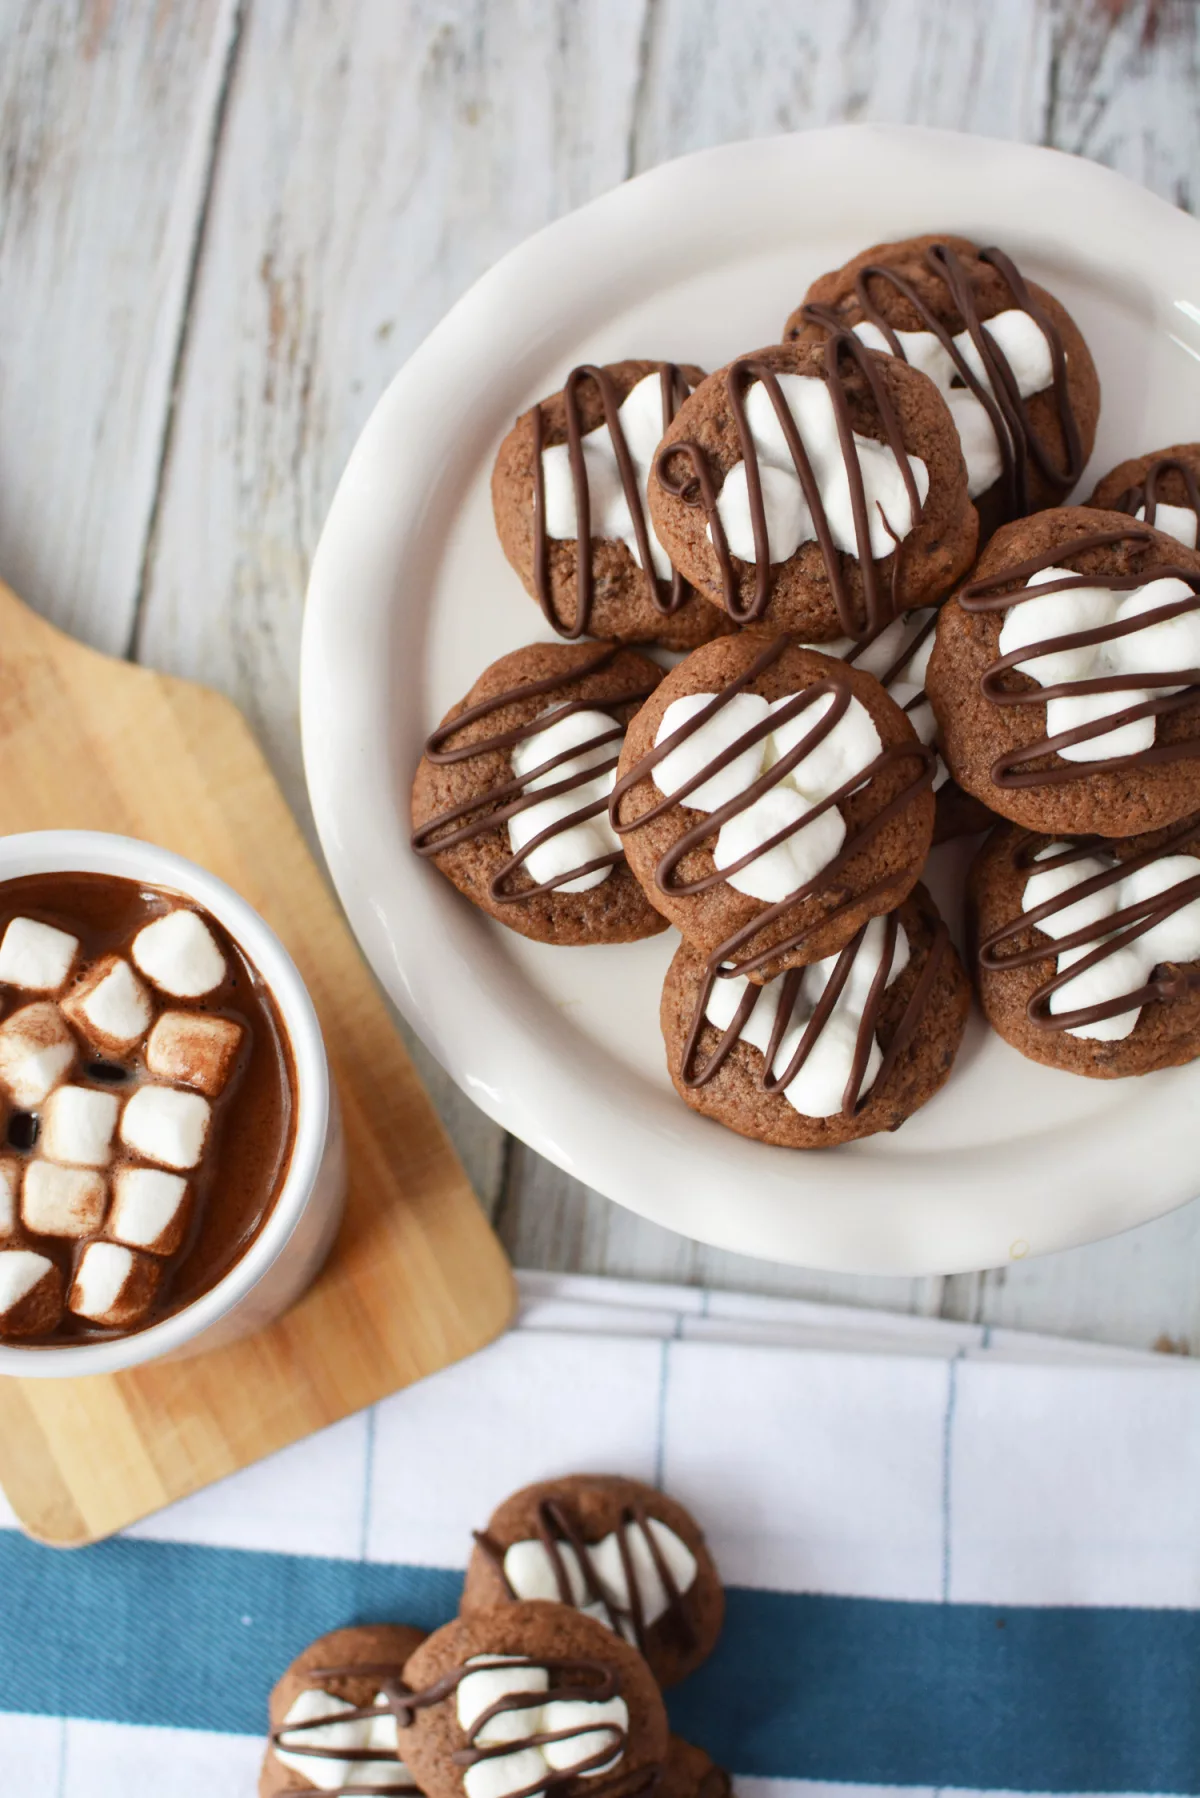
top-left (1087, 443), bottom-right (1200, 550)
top-left (926, 508), bottom-right (1200, 838)
top-left (645, 337), bottom-right (977, 640)
top-left (492, 359), bottom-right (730, 649)
top-left (611, 631), bottom-right (936, 981)
top-left (969, 814), bottom-right (1200, 1077)
top-left (411, 642), bottom-right (669, 946)
top-left (787, 234), bottom-right (1100, 540)
top-left (461, 1474), bottom-right (723, 1688)
top-left (661, 883), bottom-right (969, 1148)
top-left (259, 1623), bottom-right (426, 1795)
top-left (394, 1601), bottom-right (668, 1798)
top-left (657, 1740), bottom-right (732, 1798)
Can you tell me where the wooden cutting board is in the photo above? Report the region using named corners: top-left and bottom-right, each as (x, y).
top-left (0, 579), bottom-right (516, 1547)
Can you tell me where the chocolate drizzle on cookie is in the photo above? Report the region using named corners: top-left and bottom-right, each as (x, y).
top-left (395, 1656), bottom-right (653, 1798)
top-left (978, 818), bottom-right (1200, 1032)
top-left (653, 334), bottom-right (922, 636)
top-left (532, 363), bottom-right (694, 638)
top-left (412, 646), bottom-right (659, 900)
top-left (1111, 456), bottom-right (1200, 536)
top-left (473, 1497), bottom-right (695, 1656)
top-left (609, 634), bottom-right (935, 977)
top-left (799, 241), bottom-right (1082, 523)
top-left (270, 1662), bottom-right (418, 1796)
top-left (958, 527), bottom-right (1200, 787)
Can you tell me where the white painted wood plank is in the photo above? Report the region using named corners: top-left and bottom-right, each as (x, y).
top-left (0, 0), bottom-right (238, 653)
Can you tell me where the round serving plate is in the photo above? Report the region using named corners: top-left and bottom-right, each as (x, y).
top-left (302, 124), bottom-right (1200, 1275)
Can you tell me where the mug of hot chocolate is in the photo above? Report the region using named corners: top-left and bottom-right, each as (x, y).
top-left (0, 831), bottom-right (345, 1375)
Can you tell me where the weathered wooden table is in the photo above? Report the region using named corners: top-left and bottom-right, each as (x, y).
top-left (3, 0), bottom-right (1199, 1352)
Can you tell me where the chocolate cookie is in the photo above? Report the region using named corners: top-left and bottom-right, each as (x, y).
top-left (787, 234), bottom-right (1100, 540)
top-left (461, 1474), bottom-right (723, 1688)
top-left (492, 360), bottom-right (730, 648)
top-left (969, 814), bottom-right (1200, 1077)
top-left (926, 508), bottom-right (1200, 837)
top-left (661, 883), bottom-right (970, 1147)
top-left (658, 1740), bottom-right (731, 1798)
top-left (395, 1602), bottom-right (668, 1798)
top-left (646, 337), bottom-right (977, 640)
top-left (411, 642), bottom-right (669, 946)
top-left (1087, 444), bottom-right (1200, 550)
top-left (260, 1623), bottom-right (426, 1796)
top-left (612, 632), bottom-right (936, 979)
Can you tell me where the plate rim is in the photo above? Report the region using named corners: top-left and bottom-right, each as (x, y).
top-left (301, 122), bottom-right (1200, 1275)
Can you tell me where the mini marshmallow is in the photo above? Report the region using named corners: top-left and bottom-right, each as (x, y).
top-left (62, 955), bottom-right (153, 1051)
top-left (706, 914), bottom-right (910, 1116)
top-left (0, 1158), bottom-right (17, 1236)
top-left (108, 1167), bottom-right (190, 1256)
top-left (454, 1656), bottom-right (630, 1798)
top-left (0, 1249), bottom-right (62, 1337)
top-left (508, 708), bottom-right (624, 894)
top-left (0, 916), bottom-right (79, 993)
top-left (765, 689), bottom-right (883, 795)
top-left (654, 692), bottom-right (771, 811)
top-left (503, 1518), bottom-right (698, 1638)
top-left (712, 372), bottom-right (930, 566)
top-left (132, 910), bottom-right (226, 999)
top-left (68, 1240), bottom-right (160, 1328)
top-left (120, 1084), bottom-right (212, 1170)
top-left (800, 612), bottom-right (947, 788)
top-left (146, 1011), bottom-right (243, 1097)
top-left (540, 1693), bottom-right (628, 1775)
top-left (41, 1084), bottom-right (119, 1167)
top-left (1135, 501), bottom-right (1199, 549)
top-left (714, 788), bottom-right (845, 902)
top-left (0, 1001), bottom-right (76, 1108)
top-left (999, 569), bottom-right (1200, 763)
top-left (274, 1690), bottom-right (407, 1793)
top-left (22, 1160), bottom-right (108, 1238)
top-left (541, 370), bottom-right (689, 580)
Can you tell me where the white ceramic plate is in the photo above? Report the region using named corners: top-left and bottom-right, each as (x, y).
top-left (302, 125), bottom-right (1200, 1275)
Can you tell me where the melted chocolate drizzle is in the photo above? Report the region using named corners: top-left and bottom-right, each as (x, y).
top-left (609, 634), bottom-right (934, 978)
top-left (473, 1497), bottom-right (695, 1657)
top-left (958, 528), bottom-right (1200, 787)
top-left (269, 1661), bottom-right (418, 1796)
top-left (799, 241), bottom-right (1082, 522)
top-left (681, 909), bottom-right (949, 1117)
top-left (978, 817), bottom-right (1200, 1032)
top-left (1110, 455), bottom-right (1200, 537)
top-left (653, 333), bottom-right (922, 636)
top-left (412, 647), bottom-right (659, 901)
top-left (532, 363), bottom-right (694, 638)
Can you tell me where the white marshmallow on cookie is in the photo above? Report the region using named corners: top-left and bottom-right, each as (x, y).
top-left (508, 709), bottom-right (624, 895)
top-left (274, 1689), bottom-right (409, 1792)
top-left (0, 1002), bottom-right (76, 1108)
top-left (132, 909), bottom-right (226, 999)
top-left (68, 1240), bottom-right (160, 1328)
top-left (22, 1160), bottom-right (108, 1237)
top-left (0, 1248), bottom-right (63, 1337)
top-left (120, 1084), bottom-right (212, 1170)
top-left (0, 917), bottom-right (80, 993)
top-left (146, 1011), bottom-right (243, 1097)
top-left (108, 1167), bottom-right (190, 1256)
top-left (41, 1084), bottom-right (120, 1168)
top-left (62, 955), bottom-right (153, 1052)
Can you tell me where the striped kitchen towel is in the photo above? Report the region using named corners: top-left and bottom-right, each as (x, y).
top-left (1, 1271), bottom-right (1198, 1797)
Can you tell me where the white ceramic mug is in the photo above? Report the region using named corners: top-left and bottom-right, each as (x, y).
top-left (0, 830), bottom-right (346, 1378)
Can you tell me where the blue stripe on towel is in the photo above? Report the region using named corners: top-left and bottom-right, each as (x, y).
top-left (1, 1531), bottom-right (1198, 1794)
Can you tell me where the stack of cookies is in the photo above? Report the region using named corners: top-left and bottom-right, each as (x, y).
top-left (258, 1474), bottom-right (727, 1798)
top-left (411, 234), bottom-right (1200, 1146)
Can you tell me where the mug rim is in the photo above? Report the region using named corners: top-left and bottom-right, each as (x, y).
top-left (0, 829), bottom-right (329, 1378)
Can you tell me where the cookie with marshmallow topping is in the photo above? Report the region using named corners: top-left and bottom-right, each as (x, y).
top-left (969, 815), bottom-right (1200, 1077)
top-left (412, 642), bottom-right (670, 946)
top-left (789, 234), bottom-right (1100, 540)
top-left (927, 507), bottom-right (1200, 837)
top-left (662, 883), bottom-right (970, 1147)
top-left (612, 632), bottom-right (936, 979)
top-left (396, 1601), bottom-right (668, 1798)
top-left (462, 1474), bottom-right (723, 1688)
top-left (260, 1623), bottom-right (427, 1796)
top-left (647, 337), bottom-right (976, 640)
top-left (492, 359), bottom-right (730, 649)
top-left (1087, 443), bottom-right (1200, 550)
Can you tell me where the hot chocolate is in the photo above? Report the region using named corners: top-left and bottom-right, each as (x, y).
top-left (0, 872), bottom-right (297, 1343)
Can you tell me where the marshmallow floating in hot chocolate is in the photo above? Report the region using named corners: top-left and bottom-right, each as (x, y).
top-left (0, 1002), bottom-right (76, 1108)
top-left (41, 1084), bottom-right (120, 1168)
top-left (121, 1085), bottom-right (212, 1170)
top-left (68, 1240), bottom-right (161, 1329)
top-left (62, 954), bottom-right (153, 1051)
top-left (455, 1655), bottom-right (628, 1798)
top-left (0, 917), bottom-right (79, 992)
top-left (0, 1247), bottom-right (61, 1336)
top-left (146, 1011), bottom-right (243, 1097)
top-left (108, 1167), bottom-right (191, 1256)
top-left (0, 1160), bottom-right (17, 1236)
top-left (132, 909), bottom-right (226, 998)
top-left (22, 1161), bottom-right (107, 1237)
